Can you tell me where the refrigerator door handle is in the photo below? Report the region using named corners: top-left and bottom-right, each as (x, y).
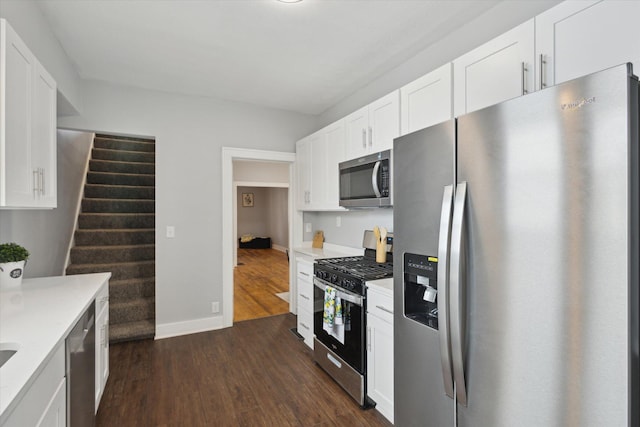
top-left (371, 161), bottom-right (382, 198)
top-left (450, 181), bottom-right (468, 406)
top-left (437, 184), bottom-right (455, 399)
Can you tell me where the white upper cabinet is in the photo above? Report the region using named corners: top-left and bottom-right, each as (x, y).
top-left (1, 19), bottom-right (57, 209)
top-left (345, 91), bottom-right (400, 160)
top-left (535, 0), bottom-right (640, 91)
top-left (400, 63), bottom-right (453, 136)
top-left (296, 133), bottom-right (315, 210)
top-left (295, 119), bottom-right (345, 211)
top-left (453, 19), bottom-right (535, 116)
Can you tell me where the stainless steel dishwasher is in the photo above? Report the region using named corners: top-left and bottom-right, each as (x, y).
top-left (66, 301), bottom-right (96, 426)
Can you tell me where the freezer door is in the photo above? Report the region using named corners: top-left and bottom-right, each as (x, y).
top-left (393, 120), bottom-right (455, 427)
top-left (455, 64), bottom-right (636, 427)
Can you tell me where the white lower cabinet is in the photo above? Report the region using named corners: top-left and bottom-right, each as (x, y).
top-left (2, 343), bottom-right (65, 427)
top-left (367, 285), bottom-right (394, 423)
top-left (296, 257), bottom-right (315, 349)
top-left (95, 281), bottom-right (110, 411)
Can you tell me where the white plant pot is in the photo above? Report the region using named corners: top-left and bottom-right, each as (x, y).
top-left (0, 261), bottom-right (26, 290)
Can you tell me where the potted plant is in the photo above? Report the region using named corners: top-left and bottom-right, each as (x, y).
top-left (0, 242), bottom-right (30, 289)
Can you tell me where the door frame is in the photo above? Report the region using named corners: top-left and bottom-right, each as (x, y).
top-left (221, 147), bottom-right (297, 328)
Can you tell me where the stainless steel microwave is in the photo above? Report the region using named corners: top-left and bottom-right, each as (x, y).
top-left (339, 149), bottom-right (392, 208)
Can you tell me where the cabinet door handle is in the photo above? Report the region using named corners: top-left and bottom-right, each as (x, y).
top-left (367, 326), bottom-right (372, 351)
top-left (300, 294), bottom-right (310, 300)
top-left (375, 305), bottom-right (393, 314)
top-left (105, 323), bottom-right (109, 348)
top-left (368, 126), bottom-right (373, 147)
top-left (539, 54), bottom-right (547, 89)
top-left (522, 62), bottom-right (528, 95)
top-left (33, 170), bottom-right (39, 197)
top-left (362, 128), bottom-right (367, 149)
top-left (40, 168), bottom-right (45, 195)
top-left (300, 322), bottom-right (310, 330)
top-left (299, 271), bottom-right (310, 277)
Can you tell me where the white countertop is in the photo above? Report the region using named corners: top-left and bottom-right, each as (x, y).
top-left (294, 242), bottom-right (363, 259)
top-left (367, 277), bottom-right (394, 295)
top-left (0, 273), bottom-right (111, 422)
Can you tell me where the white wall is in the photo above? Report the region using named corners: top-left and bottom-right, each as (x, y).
top-left (57, 79), bottom-right (317, 329)
top-left (234, 160), bottom-right (289, 184)
top-left (317, 0), bottom-right (560, 127)
top-left (0, 0), bottom-right (84, 115)
top-left (0, 130), bottom-right (93, 277)
top-left (267, 187), bottom-right (288, 248)
top-left (237, 187), bottom-right (269, 238)
top-left (237, 186), bottom-right (289, 249)
top-left (303, 209), bottom-right (393, 249)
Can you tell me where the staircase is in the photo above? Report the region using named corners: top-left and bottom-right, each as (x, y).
top-left (66, 134), bottom-right (156, 342)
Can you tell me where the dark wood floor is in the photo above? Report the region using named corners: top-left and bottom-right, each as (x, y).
top-left (97, 314), bottom-right (392, 426)
top-left (234, 248), bottom-right (290, 322)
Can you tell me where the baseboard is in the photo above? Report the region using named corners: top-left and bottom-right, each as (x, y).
top-left (272, 244), bottom-right (288, 253)
top-left (155, 315), bottom-right (225, 340)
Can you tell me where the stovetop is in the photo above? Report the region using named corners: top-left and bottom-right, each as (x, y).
top-left (314, 253), bottom-right (393, 295)
top-left (316, 256), bottom-right (393, 280)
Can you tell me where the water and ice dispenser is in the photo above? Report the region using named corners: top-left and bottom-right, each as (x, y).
top-left (403, 253), bottom-right (439, 329)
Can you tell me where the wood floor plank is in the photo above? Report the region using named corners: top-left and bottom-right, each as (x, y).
top-left (234, 248), bottom-right (290, 322)
top-left (96, 314), bottom-right (391, 427)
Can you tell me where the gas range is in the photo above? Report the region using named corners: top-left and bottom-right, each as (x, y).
top-left (314, 253), bottom-right (393, 295)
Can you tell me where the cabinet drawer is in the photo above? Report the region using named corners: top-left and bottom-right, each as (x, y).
top-left (368, 288), bottom-right (394, 324)
top-left (3, 343), bottom-right (65, 427)
top-left (297, 307), bottom-right (314, 349)
top-left (297, 277), bottom-right (314, 314)
top-left (296, 260), bottom-right (313, 279)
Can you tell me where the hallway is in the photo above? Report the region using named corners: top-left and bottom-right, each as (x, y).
top-left (234, 248), bottom-right (289, 322)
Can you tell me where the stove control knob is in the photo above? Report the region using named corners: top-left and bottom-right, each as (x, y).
top-left (331, 274), bottom-right (338, 283)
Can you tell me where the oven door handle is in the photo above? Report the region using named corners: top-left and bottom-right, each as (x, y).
top-left (313, 277), bottom-right (363, 306)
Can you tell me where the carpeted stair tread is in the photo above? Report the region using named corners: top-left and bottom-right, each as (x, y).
top-left (94, 137), bottom-right (155, 153)
top-left (70, 244), bottom-right (155, 264)
top-left (75, 229), bottom-right (155, 246)
top-left (95, 134), bottom-right (155, 143)
top-left (79, 213), bottom-right (155, 229)
top-left (84, 183), bottom-right (155, 200)
top-left (109, 277), bottom-right (155, 301)
top-left (92, 147), bottom-right (155, 164)
top-left (69, 133), bottom-right (156, 343)
top-left (109, 320), bottom-right (155, 343)
top-left (87, 171), bottom-right (155, 187)
top-left (110, 297), bottom-right (155, 324)
top-left (66, 260), bottom-right (155, 281)
top-left (89, 159), bottom-right (155, 175)
top-left (82, 198), bottom-right (155, 213)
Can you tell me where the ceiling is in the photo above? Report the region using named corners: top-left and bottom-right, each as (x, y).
top-left (37, 0), bottom-right (502, 115)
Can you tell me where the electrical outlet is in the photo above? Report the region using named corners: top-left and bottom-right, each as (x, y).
top-left (211, 301), bottom-right (220, 313)
top-left (305, 223), bottom-right (312, 233)
top-left (166, 226), bottom-right (175, 238)
top-left (336, 216), bottom-right (341, 227)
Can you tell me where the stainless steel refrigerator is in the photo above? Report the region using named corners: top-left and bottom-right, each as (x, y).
top-left (393, 64), bottom-right (639, 427)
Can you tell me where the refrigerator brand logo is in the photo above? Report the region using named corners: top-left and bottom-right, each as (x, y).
top-left (561, 96), bottom-right (596, 111)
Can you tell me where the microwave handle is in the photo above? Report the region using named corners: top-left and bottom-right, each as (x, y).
top-left (371, 161), bottom-right (381, 198)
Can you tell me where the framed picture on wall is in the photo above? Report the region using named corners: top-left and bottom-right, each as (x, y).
top-left (242, 193), bottom-right (254, 207)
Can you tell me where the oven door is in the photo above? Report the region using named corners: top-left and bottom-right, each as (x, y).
top-left (313, 277), bottom-right (365, 374)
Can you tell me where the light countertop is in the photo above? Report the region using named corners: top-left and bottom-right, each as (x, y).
top-left (367, 277), bottom-right (393, 295)
top-left (293, 242), bottom-right (363, 259)
top-left (0, 273), bottom-right (110, 422)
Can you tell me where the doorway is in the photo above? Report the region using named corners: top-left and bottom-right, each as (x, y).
top-left (234, 184), bottom-right (290, 322)
top-left (221, 148), bottom-right (297, 328)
